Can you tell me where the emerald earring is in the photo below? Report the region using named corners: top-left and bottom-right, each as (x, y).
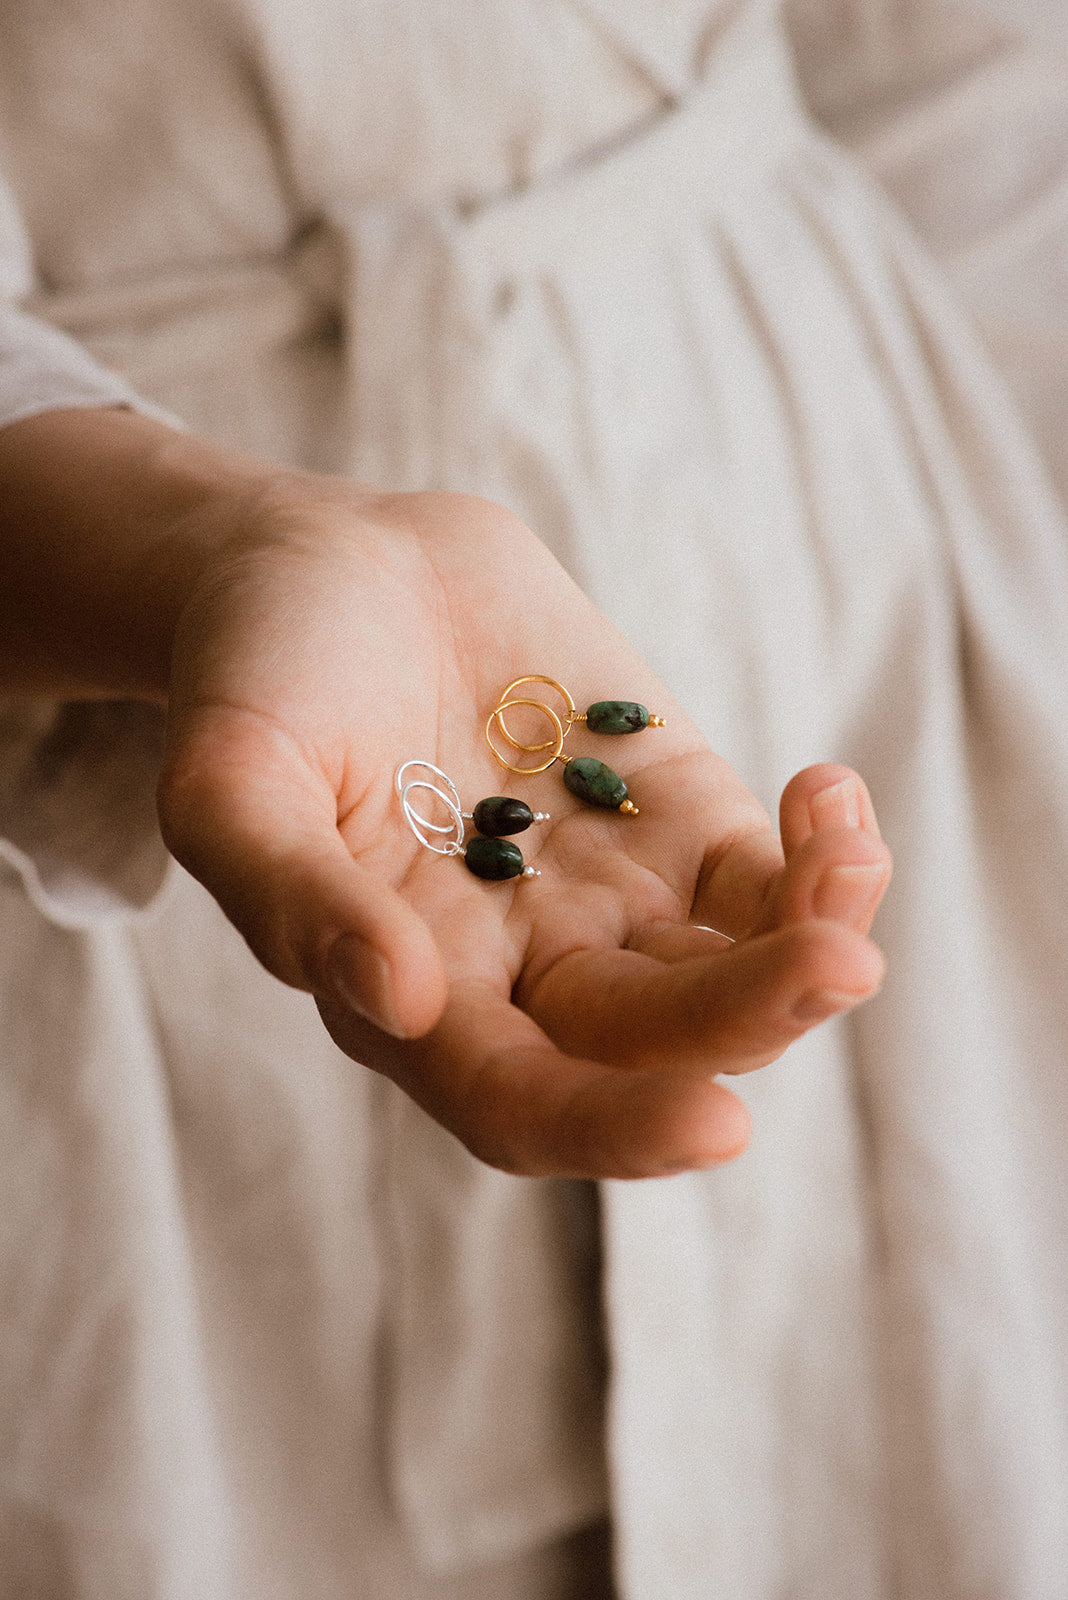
top-left (485, 675), bottom-right (665, 815)
top-left (394, 761), bottom-right (547, 881)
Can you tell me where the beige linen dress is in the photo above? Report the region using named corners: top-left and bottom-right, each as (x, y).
top-left (2, 2), bottom-right (1068, 1597)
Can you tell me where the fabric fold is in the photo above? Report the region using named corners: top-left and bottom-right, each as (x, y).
top-left (0, 701), bottom-right (171, 927)
top-left (378, 1085), bottom-right (608, 1572)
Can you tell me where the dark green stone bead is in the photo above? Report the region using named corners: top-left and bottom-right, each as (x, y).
top-left (563, 756), bottom-right (629, 810)
top-left (586, 700), bottom-right (650, 735)
top-left (471, 796), bottom-right (534, 837)
top-left (464, 835), bottom-right (526, 881)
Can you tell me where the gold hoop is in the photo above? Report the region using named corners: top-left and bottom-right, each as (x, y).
top-left (494, 676), bottom-right (577, 753)
top-left (485, 698), bottom-right (566, 774)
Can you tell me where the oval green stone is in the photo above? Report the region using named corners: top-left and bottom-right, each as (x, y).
top-left (586, 700), bottom-right (649, 735)
top-left (562, 756), bottom-right (629, 810)
top-left (471, 796), bottom-right (534, 836)
top-left (464, 835), bottom-right (525, 881)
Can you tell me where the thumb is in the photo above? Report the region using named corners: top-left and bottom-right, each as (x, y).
top-left (157, 709), bottom-right (447, 1039)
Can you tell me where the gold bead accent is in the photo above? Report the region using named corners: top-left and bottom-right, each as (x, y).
top-left (619, 799), bottom-right (640, 816)
top-left (649, 715), bottom-right (666, 727)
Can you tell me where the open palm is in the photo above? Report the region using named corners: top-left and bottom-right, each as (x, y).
top-left (158, 483), bottom-right (890, 1177)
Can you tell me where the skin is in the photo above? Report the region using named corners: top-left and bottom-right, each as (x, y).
top-left (0, 406), bottom-right (891, 1178)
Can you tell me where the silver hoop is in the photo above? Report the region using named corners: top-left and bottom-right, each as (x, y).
top-left (395, 762), bottom-right (466, 857)
top-left (401, 782), bottom-right (465, 855)
top-left (394, 760), bottom-right (463, 834)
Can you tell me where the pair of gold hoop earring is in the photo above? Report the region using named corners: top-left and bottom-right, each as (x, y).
top-left (485, 674), bottom-right (664, 816)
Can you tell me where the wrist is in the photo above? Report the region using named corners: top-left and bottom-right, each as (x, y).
top-left (0, 406), bottom-right (288, 701)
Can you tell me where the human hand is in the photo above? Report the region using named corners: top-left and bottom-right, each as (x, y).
top-left (157, 478), bottom-right (891, 1178)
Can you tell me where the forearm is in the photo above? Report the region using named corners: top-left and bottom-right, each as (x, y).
top-left (0, 406), bottom-right (275, 701)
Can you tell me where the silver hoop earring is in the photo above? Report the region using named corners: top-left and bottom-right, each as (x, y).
top-left (394, 759), bottom-right (545, 881)
top-left (394, 761), bottom-right (465, 854)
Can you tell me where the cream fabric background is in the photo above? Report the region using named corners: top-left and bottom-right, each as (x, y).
top-left (1, 3), bottom-right (1067, 1598)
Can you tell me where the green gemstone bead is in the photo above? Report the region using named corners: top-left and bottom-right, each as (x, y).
top-left (586, 700), bottom-right (650, 735)
top-left (464, 835), bottom-right (526, 881)
top-left (471, 796), bottom-right (534, 836)
top-left (563, 756), bottom-right (629, 810)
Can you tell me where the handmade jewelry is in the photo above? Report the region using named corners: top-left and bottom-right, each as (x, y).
top-left (485, 675), bottom-right (664, 815)
top-left (394, 760), bottom-right (546, 881)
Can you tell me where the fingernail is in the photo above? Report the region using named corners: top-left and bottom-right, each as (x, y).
top-left (793, 988), bottom-right (863, 1023)
top-left (809, 777), bottom-right (861, 833)
top-left (326, 934), bottom-right (408, 1039)
top-left (814, 861), bottom-right (887, 923)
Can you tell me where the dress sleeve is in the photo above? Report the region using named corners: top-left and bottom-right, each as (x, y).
top-left (0, 297), bottom-right (178, 431)
top-left (0, 181), bottom-right (179, 926)
top-left (0, 158), bottom-right (179, 428)
top-left (785, 0), bottom-right (1068, 503)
